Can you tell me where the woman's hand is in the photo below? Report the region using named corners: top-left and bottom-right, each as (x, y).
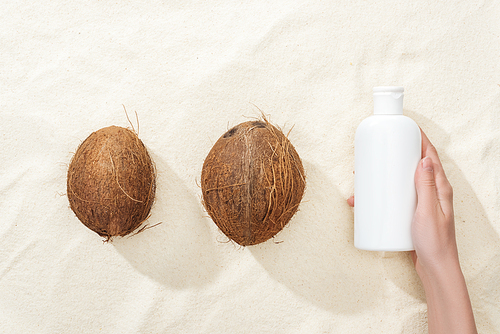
top-left (348, 129), bottom-right (477, 333)
top-left (411, 130), bottom-right (458, 279)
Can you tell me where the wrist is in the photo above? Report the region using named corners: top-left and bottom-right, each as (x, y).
top-left (414, 242), bottom-right (462, 287)
top-left (418, 258), bottom-right (464, 292)
top-left (417, 259), bottom-right (477, 334)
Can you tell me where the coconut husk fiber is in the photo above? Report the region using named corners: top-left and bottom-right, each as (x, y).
top-left (201, 119), bottom-right (306, 246)
top-left (67, 126), bottom-right (156, 241)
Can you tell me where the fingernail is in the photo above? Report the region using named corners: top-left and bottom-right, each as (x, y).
top-left (422, 157), bottom-right (433, 171)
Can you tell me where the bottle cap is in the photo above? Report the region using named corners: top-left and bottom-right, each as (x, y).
top-left (373, 86), bottom-right (404, 115)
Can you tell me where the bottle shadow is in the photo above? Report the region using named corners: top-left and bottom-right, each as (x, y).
top-left (113, 152), bottom-right (221, 288)
top-left (249, 160), bottom-right (385, 314)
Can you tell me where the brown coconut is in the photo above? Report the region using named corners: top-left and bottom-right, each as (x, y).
top-left (67, 126), bottom-right (156, 241)
top-left (201, 119), bottom-right (305, 246)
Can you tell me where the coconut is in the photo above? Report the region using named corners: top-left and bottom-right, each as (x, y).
top-left (201, 119), bottom-right (305, 246)
top-left (67, 126), bottom-right (156, 241)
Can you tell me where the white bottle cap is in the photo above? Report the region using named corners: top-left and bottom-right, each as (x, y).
top-left (373, 86), bottom-right (404, 115)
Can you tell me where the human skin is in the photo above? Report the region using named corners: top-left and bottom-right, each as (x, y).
top-left (348, 129), bottom-right (477, 334)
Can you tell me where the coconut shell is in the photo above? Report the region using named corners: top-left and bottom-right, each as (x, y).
top-left (201, 120), bottom-right (305, 246)
top-left (67, 126), bottom-right (156, 240)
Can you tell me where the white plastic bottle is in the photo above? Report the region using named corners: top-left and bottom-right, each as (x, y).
top-left (354, 87), bottom-right (421, 251)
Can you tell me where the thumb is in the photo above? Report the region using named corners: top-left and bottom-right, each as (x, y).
top-left (415, 156), bottom-right (439, 212)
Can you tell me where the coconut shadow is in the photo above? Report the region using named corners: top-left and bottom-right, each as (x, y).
top-left (113, 153), bottom-right (221, 288)
top-left (249, 160), bottom-right (386, 314)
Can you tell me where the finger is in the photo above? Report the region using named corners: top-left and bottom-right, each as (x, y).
top-left (347, 195), bottom-right (354, 207)
top-left (420, 129), bottom-right (443, 170)
top-left (415, 156), bottom-right (443, 217)
top-left (410, 250), bottom-right (417, 266)
top-left (419, 129), bottom-right (453, 216)
top-left (420, 129), bottom-right (447, 186)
